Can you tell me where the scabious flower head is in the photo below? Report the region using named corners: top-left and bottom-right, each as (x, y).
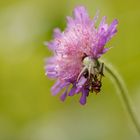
top-left (45, 6), bottom-right (118, 105)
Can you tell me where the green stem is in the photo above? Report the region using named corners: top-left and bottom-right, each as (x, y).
top-left (104, 62), bottom-right (140, 135)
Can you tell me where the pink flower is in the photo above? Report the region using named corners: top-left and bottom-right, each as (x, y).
top-left (45, 6), bottom-right (118, 105)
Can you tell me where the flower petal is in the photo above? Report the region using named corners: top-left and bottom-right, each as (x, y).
top-left (53, 28), bottom-right (62, 38)
top-left (74, 6), bottom-right (90, 25)
top-left (79, 89), bottom-right (89, 105)
top-left (60, 86), bottom-right (69, 101)
top-left (51, 81), bottom-right (69, 96)
top-left (68, 85), bottom-right (76, 96)
top-left (76, 76), bottom-right (87, 88)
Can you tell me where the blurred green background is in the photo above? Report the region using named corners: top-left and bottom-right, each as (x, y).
top-left (0, 0), bottom-right (140, 140)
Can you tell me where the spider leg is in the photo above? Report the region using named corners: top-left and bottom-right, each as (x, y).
top-left (98, 62), bottom-right (104, 81)
top-left (77, 66), bottom-right (88, 82)
top-left (88, 64), bottom-right (91, 79)
top-left (99, 62), bottom-right (104, 76)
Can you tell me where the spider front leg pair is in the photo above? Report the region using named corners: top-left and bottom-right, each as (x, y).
top-left (77, 57), bottom-right (104, 82)
top-left (77, 57), bottom-right (95, 81)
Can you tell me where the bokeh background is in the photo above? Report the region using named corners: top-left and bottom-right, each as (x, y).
top-left (0, 0), bottom-right (140, 140)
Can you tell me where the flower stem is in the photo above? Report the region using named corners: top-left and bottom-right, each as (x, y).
top-left (104, 62), bottom-right (140, 135)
